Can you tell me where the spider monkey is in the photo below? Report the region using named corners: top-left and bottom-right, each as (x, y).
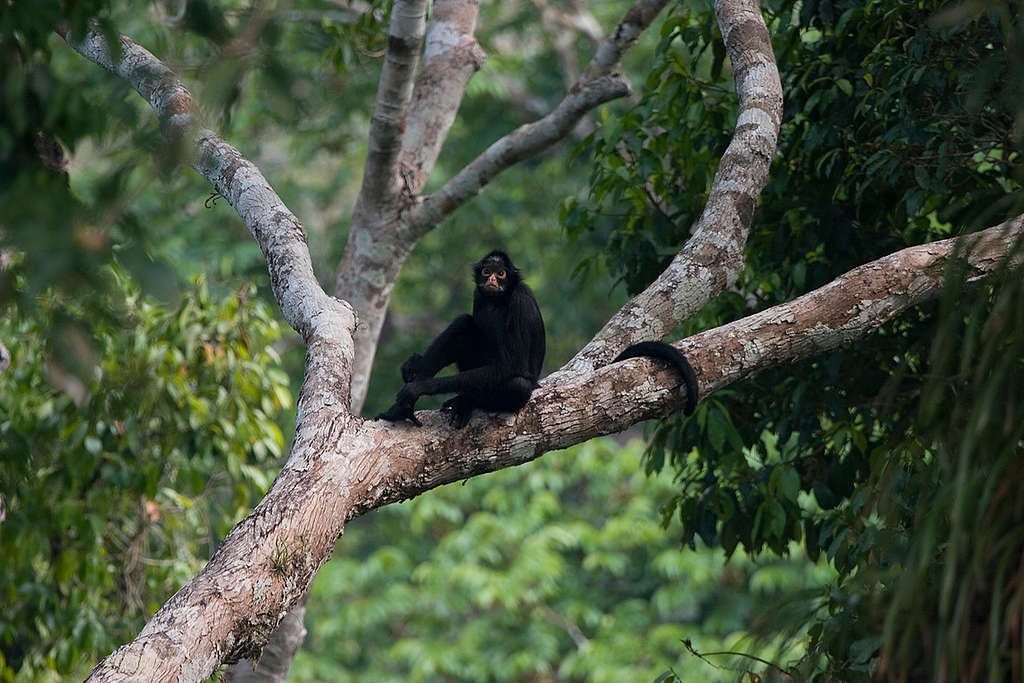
top-left (376, 250), bottom-right (546, 428)
top-left (375, 250), bottom-right (699, 427)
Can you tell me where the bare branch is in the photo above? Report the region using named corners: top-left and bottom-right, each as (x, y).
top-left (403, 74), bottom-right (630, 239)
top-left (555, 0), bottom-right (783, 376)
top-left (352, 0), bottom-right (428, 219)
top-left (58, 24), bottom-right (357, 414)
top-left (402, 0), bottom-right (671, 240)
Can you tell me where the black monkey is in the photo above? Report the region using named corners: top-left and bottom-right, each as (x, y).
top-left (376, 250), bottom-right (546, 428)
top-left (613, 340), bottom-right (699, 415)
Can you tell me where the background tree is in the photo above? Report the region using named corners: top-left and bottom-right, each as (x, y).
top-left (1, 0), bottom-right (1022, 682)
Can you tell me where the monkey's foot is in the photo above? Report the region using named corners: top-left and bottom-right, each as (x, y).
top-left (440, 396), bottom-right (474, 429)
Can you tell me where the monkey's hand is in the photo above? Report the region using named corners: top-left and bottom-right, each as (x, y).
top-left (401, 354), bottom-right (427, 383)
top-left (375, 400), bottom-right (422, 427)
top-left (441, 395), bottom-right (474, 429)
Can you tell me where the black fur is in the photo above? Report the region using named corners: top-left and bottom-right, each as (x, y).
top-left (613, 340), bottom-right (699, 415)
top-left (376, 251), bottom-right (546, 427)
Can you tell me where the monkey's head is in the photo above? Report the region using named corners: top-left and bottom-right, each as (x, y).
top-left (473, 250), bottom-right (520, 296)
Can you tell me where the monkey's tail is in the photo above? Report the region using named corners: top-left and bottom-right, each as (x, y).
top-left (613, 341), bottom-right (699, 415)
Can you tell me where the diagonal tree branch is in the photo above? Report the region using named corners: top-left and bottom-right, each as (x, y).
top-left (402, 0), bottom-right (672, 240)
top-left (57, 24), bottom-right (357, 416)
top-left (401, 73), bottom-right (632, 240)
top-left (681, 215), bottom-right (1024, 396)
top-left (555, 0), bottom-right (784, 377)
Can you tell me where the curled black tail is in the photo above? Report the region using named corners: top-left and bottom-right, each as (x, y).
top-left (613, 341), bottom-right (699, 415)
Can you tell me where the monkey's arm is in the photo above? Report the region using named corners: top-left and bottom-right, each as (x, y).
top-left (398, 364), bottom-right (506, 401)
top-left (374, 365), bottom-right (506, 426)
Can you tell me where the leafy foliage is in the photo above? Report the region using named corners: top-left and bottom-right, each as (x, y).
top-left (295, 439), bottom-right (833, 682)
top-left (566, 1), bottom-right (1024, 679)
top-left (0, 273), bottom-right (291, 679)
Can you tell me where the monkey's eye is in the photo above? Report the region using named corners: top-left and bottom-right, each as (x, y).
top-left (481, 268), bottom-right (492, 276)
top-left (496, 270), bottom-right (506, 278)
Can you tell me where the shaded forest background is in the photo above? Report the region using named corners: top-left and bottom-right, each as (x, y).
top-left (2, 0), bottom-right (1023, 680)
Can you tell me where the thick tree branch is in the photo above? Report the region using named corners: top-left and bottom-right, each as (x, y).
top-left (683, 215), bottom-right (1024, 395)
top-left (556, 0), bottom-right (783, 377)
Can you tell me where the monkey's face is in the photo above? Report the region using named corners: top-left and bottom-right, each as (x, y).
top-left (478, 262), bottom-right (508, 294)
top-left (474, 253), bottom-right (518, 296)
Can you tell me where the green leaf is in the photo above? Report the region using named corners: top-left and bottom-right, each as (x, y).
top-left (84, 436), bottom-right (102, 455)
top-left (772, 466), bottom-right (801, 503)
